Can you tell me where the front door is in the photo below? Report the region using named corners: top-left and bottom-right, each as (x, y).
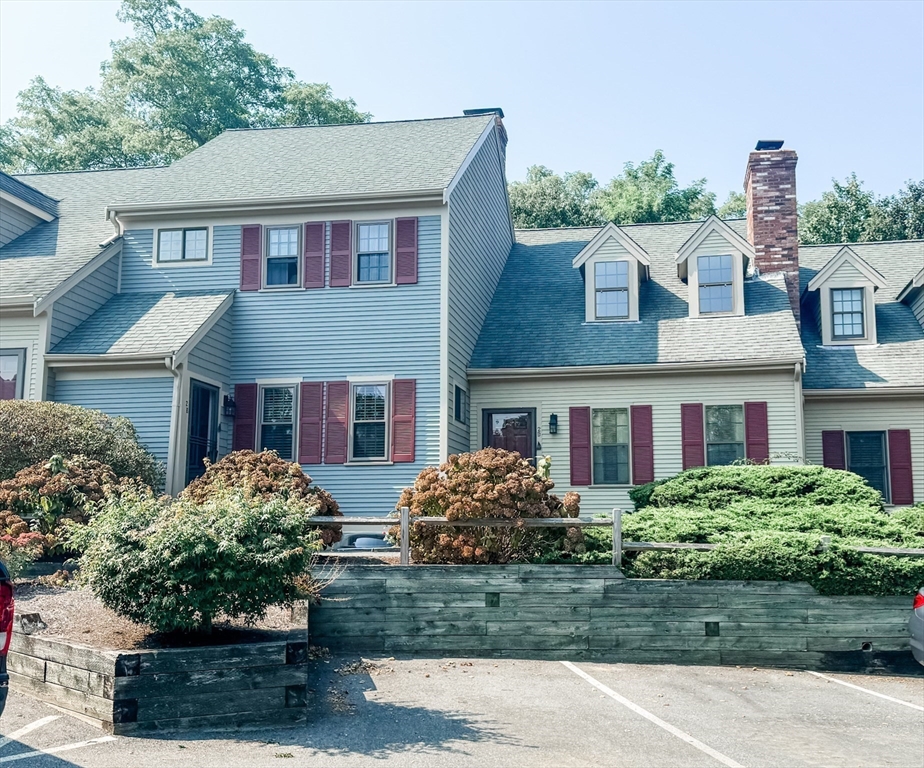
top-left (186, 380), bottom-right (219, 485)
top-left (482, 409), bottom-right (536, 461)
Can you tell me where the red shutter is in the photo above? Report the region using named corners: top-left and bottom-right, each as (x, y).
top-left (569, 406), bottom-right (592, 486)
top-left (888, 429), bottom-right (914, 505)
top-left (821, 430), bottom-right (846, 470)
top-left (329, 220), bottom-right (352, 287)
top-left (298, 382), bottom-right (324, 464)
top-left (240, 225), bottom-right (262, 291)
top-left (744, 401), bottom-right (770, 464)
top-left (391, 379), bottom-right (416, 462)
top-left (324, 381), bottom-right (349, 464)
top-left (681, 403), bottom-right (705, 470)
top-left (232, 383), bottom-right (258, 451)
top-left (303, 222), bottom-right (325, 289)
top-left (395, 217), bottom-right (418, 285)
top-left (630, 405), bottom-right (654, 484)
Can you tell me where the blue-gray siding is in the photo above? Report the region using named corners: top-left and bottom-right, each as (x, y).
top-left (0, 173), bottom-right (58, 217)
top-left (0, 201), bottom-right (43, 247)
top-left (446, 134), bottom-right (513, 454)
top-left (187, 311), bottom-right (233, 456)
top-left (49, 254), bottom-right (119, 346)
top-left (53, 376), bottom-right (174, 466)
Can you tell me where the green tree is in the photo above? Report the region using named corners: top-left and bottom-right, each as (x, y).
top-left (718, 191), bottom-right (747, 219)
top-left (508, 166), bottom-right (604, 229)
top-left (875, 180), bottom-right (924, 241)
top-left (799, 174), bottom-right (879, 245)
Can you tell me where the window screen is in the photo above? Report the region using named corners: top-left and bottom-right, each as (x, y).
top-left (266, 227), bottom-right (299, 286)
top-left (357, 223), bottom-right (391, 283)
top-left (847, 431), bottom-right (889, 502)
top-left (698, 255), bottom-right (734, 314)
top-left (0, 349), bottom-right (25, 400)
top-left (592, 408), bottom-right (630, 484)
top-left (705, 404), bottom-right (744, 465)
top-left (352, 384), bottom-right (388, 460)
top-left (259, 386), bottom-right (295, 459)
top-left (595, 261), bottom-right (629, 319)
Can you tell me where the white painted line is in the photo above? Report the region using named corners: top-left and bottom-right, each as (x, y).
top-left (0, 735), bottom-right (116, 763)
top-left (561, 661), bottom-right (745, 768)
top-left (806, 671), bottom-right (924, 712)
top-left (0, 716), bottom-right (60, 749)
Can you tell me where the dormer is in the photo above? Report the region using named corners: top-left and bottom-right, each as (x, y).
top-left (805, 246), bottom-right (887, 346)
top-left (572, 222), bottom-right (651, 322)
top-left (675, 216), bottom-right (753, 319)
top-left (897, 266), bottom-right (924, 330)
top-left (0, 172), bottom-right (58, 247)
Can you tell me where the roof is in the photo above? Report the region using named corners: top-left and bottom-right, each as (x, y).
top-left (470, 219), bottom-right (804, 371)
top-left (0, 172), bottom-right (59, 217)
top-left (49, 290), bottom-right (231, 357)
top-left (1, 166), bottom-right (167, 301)
top-left (799, 239), bottom-right (924, 390)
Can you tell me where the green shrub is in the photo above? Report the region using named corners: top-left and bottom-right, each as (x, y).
top-left (628, 479), bottom-right (669, 511)
top-left (0, 401), bottom-right (162, 488)
top-left (70, 487), bottom-right (322, 634)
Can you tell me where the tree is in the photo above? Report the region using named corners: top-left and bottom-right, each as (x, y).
top-left (718, 191), bottom-right (747, 219)
top-left (508, 166), bottom-right (604, 229)
top-left (799, 174), bottom-right (879, 245)
top-left (875, 180), bottom-right (924, 241)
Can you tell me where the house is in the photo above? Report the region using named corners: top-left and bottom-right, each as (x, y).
top-left (1, 115), bottom-right (921, 512)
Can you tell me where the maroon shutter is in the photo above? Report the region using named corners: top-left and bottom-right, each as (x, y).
top-left (303, 222), bottom-right (325, 289)
top-left (298, 382), bottom-right (324, 464)
top-left (888, 429), bottom-right (914, 505)
top-left (329, 220), bottom-right (352, 287)
top-left (569, 407), bottom-right (592, 486)
top-left (744, 401), bottom-right (770, 464)
top-left (630, 405), bottom-right (654, 485)
top-left (232, 383), bottom-right (258, 451)
top-left (391, 379), bottom-right (416, 462)
top-left (324, 381), bottom-right (349, 464)
top-left (240, 225), bottom-right (262, 291)
top-left (395, 217), bottom-right (418, 285)
top-left (821, 430), bottom-right (846, 470)
top-left (681, 403), bottom-right (705, 470)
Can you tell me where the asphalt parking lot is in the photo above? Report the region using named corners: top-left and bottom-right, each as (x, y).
top-left (1, 656), bottom-right (922, 767)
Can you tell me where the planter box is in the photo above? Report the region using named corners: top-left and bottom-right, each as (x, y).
top-left (8, 631), bottom-right (309, 734)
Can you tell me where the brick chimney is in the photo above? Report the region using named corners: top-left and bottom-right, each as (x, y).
top-left (744, 141), bottom-right (799, 324)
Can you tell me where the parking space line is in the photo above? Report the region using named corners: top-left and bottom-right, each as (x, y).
top-left (561, 661), bottom-right (745, 768)
top-left (0, 736), bottom-right (116, 763)
top-left (0, 717), bottom-right (61, 750)
top-left (805, 671), bottom-right (924, 712)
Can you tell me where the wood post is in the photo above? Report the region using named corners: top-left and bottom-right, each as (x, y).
top-left (400, 506), bottom-right (410, 565)
top-left (612, 508), bottom-right (623, 567)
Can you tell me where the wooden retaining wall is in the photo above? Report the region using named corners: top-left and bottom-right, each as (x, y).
top-left (310, 565), bottom-right (920, 674)
top-left (8, 632), bottom-right (309, 734)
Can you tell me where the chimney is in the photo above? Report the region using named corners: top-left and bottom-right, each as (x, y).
top-left (463, 107), bottom-right (507, 166)
top-left (744, 141), bottom-right (799, 325)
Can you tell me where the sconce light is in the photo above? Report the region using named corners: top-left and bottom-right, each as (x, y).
top-left (548, 413), bottom-right (558, 435)
top-left (222, 395), bottom-right (236, 418)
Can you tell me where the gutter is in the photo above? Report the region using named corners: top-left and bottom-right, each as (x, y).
top-left (44, 351), bottom-right (177, 368)
top-left (803, 386), bottom-right (924, 400)
top-left (0, 295), bottom-right (37, 312)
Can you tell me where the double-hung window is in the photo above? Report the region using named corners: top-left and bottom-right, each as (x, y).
top-left (595, 261), bottom-right (629, 319)
top-left (698, 255), bottom-right (734, 314)
top-left (356, 222), bottom-right (391, 284)
top-left (592, 408), bottom-right (630, 484)
top-left (351, 383), bottom-right (389, 461)
top-left (259, 385), bottom-right (296, 460)
top-left (831, 288), bottom-right (865, 339)
top-left (846, 431), bottom-right (889, 502)
top-left (0, 348), bottom-right (25, 400)
top-left (265, 226), bottom-right (300, 287)
top-left (157, 228), bottom-right (208, 263)
top-left (705, 405), bottom-right (744, 465)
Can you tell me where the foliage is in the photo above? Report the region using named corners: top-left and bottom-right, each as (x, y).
top-left (395, 448), bottom-right (582, 564)
top-left (717, 191), bottom-right (747, 219)
top-left (0, 400), bottom-right (163, 488)
top-left (70, 487), bottom-right (322, 633)
top-left (508, 166), bottom-right (604, 229)
top-left (0, 509), bottom-right (45, 578)
top-left (182, 450), bottom-right (342, 546)
top-left (628, 479), bottom-right (670, 511)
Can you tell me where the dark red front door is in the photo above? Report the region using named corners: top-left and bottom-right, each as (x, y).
top-left (483, 409), bottom-right (536, 460)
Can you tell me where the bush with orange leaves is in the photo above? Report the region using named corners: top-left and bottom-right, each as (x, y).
top-left (0, 508), bottom-right (45, 577)
top-left (394, 448), bottom-right (583, 564)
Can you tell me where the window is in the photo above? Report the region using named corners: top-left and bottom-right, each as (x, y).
top-left (265, 226), bottom-right (300, 287)
top-left (705, 405), bottom-right (744, 465)
top-left (847, 431), bottom-right (889, 502)
top-left (157, 228), bottom-right (208, 263)
top-left (698, 255), bottom-right (734, 314)
top-left (592, 408), bottom-right (629, 484)
top-left (356, 222), bottom-right (391, 284)
top-left (0, 349), bottom-right (25, 400)
top-left (259, 385), bottom-right (295, 460)
top-left (831, 288), bottom-right (865, 338)
top-left (351, 383), bottom-right (388, 461)
top-left (454, 385), bottom-right (469, 425)
top-left (595, 261), bottom-right (630, 319)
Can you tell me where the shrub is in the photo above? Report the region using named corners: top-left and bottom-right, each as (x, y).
top-left (0, 400), bottom-right (162, 488)
top-left (70, 487), bottom-right (322, 634)
top-left (0, 509), bottom-right (45, 578)
top-left (182, 450), bottom-right (342, 546)
top-left (395, 448), bottom-right (582, 564)
top-left (628, 479), bottom-right (669, 511)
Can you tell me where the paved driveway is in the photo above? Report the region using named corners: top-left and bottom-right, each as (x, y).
top-left (1, 656), bottom-right (922, 767)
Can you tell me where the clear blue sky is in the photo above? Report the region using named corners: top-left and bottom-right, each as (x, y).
top-left (1, 0), bottom-right (922, 201)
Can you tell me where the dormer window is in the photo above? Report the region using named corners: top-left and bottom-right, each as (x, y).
top-left (697, 255), bottom-right (734, 314)
top-left (831, 288), bottom-right (865, 338)
top-left (595, 261), bottom-right (630, 319)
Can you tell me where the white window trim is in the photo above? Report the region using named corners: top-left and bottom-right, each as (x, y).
top-left (153, 226), bottom-right (212, 268)
top-left (590, 406), bottom-right (632, 487)
top-left (262, 224), bottom-right (303, 290)
top-left (0, 347), bottom-right (26, 400)
top-left (584, 256), bottom-right (641, 323)
top-left (454, 384), bottom-right (470, 425)
top-left (352, 220), bottom-right (395, 288)
top-left (819, 282), bottom-right (878, 346)
top-left (257, 381), bottom-right (299, 460)
top-left (688, 252), bottom-right (746, 319)
top-left (347, 380), bottom-right (392, 464)
top-left (704, 403), bottom-right (746, 466)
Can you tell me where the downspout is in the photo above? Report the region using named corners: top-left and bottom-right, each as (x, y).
top-left (165, 355), bottom-right (183, 496)
top-left (793, 361), bottom-right (806, 465)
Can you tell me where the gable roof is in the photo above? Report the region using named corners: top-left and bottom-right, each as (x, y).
top-left (571, 222), bottom-right (651, 270)
top-left (896, 266), bottom-right (924, 303)
top-left (805, 245), bottom-right (887, 293)
top-left (0, 172), bottom-right (59, 219)
top-left (674, 215), bottom-right (754, 278)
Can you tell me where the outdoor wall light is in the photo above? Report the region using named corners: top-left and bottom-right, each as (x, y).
top-left (548, 414), bottom-right (558, 435)
top-left (222, 395), bottom-right (236, 418)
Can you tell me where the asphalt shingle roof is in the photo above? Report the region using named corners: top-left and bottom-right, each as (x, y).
top-left (0, 172), bottom-right (59, 217)
top-left (470, 220), bottom-right (804, 370)
top-left (50, 290), bottom-right (231, 356)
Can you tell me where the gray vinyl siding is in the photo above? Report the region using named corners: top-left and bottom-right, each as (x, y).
top-left (186, 311), bottom-right (233, 456)
top-left (446, 134), bottom-right (512, 455)
top-left (0, 314), bottom-right (42, 399)
top-left (49, 254), bottom-right (119, 347)
top-left (53, 376), bottom-right (175, 465)
top-left (911, 290), bottom-right (924, 327)
top-left (0, 201), bottom-right (42, 247)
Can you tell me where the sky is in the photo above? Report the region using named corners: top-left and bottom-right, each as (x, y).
top-left (1, 0), bottom-right (922, 202)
